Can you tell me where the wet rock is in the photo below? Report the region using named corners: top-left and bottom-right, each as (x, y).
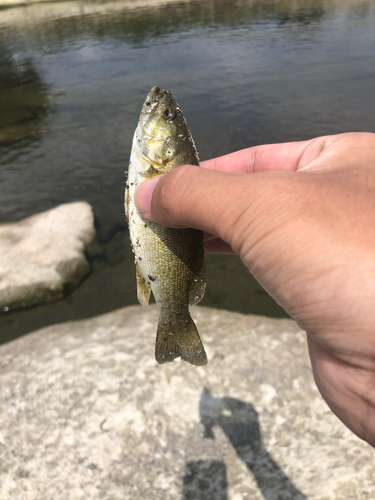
top-left (0, 305), bottom-right (374, 499)
top-left (0, 202), bottom-right (95, 312)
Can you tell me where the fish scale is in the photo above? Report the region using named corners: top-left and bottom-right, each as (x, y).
top-left (125, 86), bottom-right (207, 366)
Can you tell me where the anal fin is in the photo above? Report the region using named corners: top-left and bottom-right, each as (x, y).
top-left (189, 261), bottom-right (206, 306)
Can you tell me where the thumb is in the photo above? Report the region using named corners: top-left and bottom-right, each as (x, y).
top-left (135, 165), bottom-right (288, 255)
top-left (135, 165), bottom-right (230, 230)
top-left (134, 164), bottom-right (268, 254)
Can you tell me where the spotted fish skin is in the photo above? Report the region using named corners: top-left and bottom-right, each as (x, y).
top-left (125, 86), bottom-right (207, 366)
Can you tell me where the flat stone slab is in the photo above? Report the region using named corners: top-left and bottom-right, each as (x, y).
top-left (0, 202), bottom-right (95, 312)
top-left (0, 305), bottom-right (374, 499)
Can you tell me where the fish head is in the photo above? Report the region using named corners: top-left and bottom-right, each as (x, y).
top-left (140, 86), bottom-right (182, 137)
top-left (137, 86), bottom-right (195, 173)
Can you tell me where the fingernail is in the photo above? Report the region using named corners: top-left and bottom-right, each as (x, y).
top-left (134, 175), bottom-right (162, 215)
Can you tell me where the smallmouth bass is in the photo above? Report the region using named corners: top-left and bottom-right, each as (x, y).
top-left (125, 86), bottom-right (207, 366)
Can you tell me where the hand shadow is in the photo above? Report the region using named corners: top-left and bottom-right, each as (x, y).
top-left (194, 387), bottom-right (307, 500)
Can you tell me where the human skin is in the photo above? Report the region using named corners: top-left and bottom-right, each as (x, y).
top-left (135, 132), bottom-right (375, 447)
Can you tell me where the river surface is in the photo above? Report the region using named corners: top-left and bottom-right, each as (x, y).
top-left (1, 0), bottom-right (375, 342)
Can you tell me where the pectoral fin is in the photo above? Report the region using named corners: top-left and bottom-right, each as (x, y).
top-left (124, 182), bottom-right (130, 219)
top-left (140, 164), bottom-right (158, 179)
top-left (136, 262), bottom-right (151, 306)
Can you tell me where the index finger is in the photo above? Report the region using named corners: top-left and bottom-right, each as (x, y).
top-left (200, 137), bottom-right (326, 173)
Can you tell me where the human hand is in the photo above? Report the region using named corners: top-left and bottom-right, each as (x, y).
top-left (135, 132), bottom-right (375, 447)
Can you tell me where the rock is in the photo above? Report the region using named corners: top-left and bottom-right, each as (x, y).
top-left (0, 202), bottom-right (95, 312)
top-left (0, 305), bottom-right (374, 499)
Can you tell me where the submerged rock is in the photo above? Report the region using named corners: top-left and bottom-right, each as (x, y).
top-left (0, 305), bottom-right (373, 499)
top-left (0, 202), bottom-right (95, 312)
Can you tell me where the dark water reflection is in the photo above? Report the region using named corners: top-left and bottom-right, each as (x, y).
top-left (0, 42), bottom-right (50, 147)
top-left (1, 0), bottom-right (375, 340)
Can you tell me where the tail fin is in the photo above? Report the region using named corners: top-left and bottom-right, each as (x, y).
top-left (155, 314), bottom-right (207, 366)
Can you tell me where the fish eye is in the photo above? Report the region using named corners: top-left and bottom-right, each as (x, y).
top-left (163, 108), bottom-right (175, 121)
top-left (145, 101), bottom-right (151, 106)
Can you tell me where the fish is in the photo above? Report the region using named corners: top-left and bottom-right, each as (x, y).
top-left (125, 86), bottom-right (207, 366)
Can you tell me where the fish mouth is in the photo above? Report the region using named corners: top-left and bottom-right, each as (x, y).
top-left (148, 86), bottom-right (171, 102)
top-left (148, 86), bottom-right (162, 102)
top-left (145, 86), bottom-right (174, 108)
top-left (141, 86), bottom-right (164, 116)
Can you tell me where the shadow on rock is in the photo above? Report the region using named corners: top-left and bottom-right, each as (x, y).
top-left (182, 460), bottom-right (228, 500)
top-left (192, 387), bottom-right (307, 500)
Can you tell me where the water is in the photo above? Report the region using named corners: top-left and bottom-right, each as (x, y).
top-left (1, 0), bottom-right (375, 342)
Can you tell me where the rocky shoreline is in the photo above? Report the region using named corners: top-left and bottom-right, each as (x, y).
top-left (0, 0), bottom-right (369, 27)
top-left (1, 305), bottom-right (374, 498)
top-left (0, 0), bottom-right (188, 26)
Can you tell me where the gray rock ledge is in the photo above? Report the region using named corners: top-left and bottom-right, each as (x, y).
top-left (0, 305), bottom-right (374, 499)
top-left (0, 202), bottom-right (95, 312)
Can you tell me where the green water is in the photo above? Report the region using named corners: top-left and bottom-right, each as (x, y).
top-left (1, 0), bottom-right (375, 341)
